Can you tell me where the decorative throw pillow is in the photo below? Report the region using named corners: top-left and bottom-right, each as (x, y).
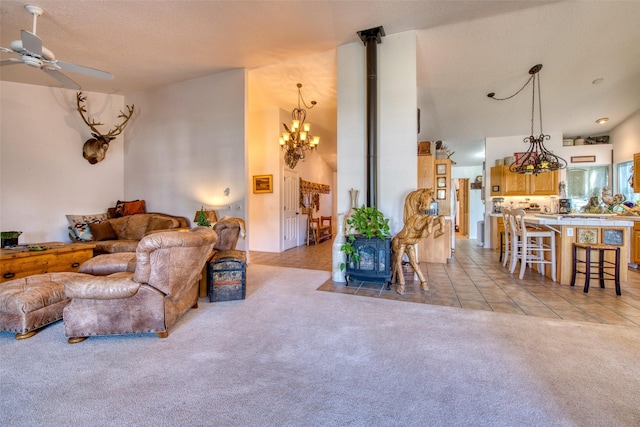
top-left (123, 200), bottom-right (146, 216)
top-left (88, 222), bottom-right (117, 241)
top-left (69, 223), bottom-right (94, 242)
top-left (114, 200), bottom-right (146, 217)
top-left (66, 213), bottom-right (108, 227)
top-left (65, 213), bottom-right (109, 242)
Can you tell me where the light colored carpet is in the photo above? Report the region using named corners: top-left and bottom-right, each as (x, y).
top-left (1, 264), bottom-right (639, 426)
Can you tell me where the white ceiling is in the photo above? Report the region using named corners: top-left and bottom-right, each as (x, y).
top-left (2, 1), bottom-right (639, 169)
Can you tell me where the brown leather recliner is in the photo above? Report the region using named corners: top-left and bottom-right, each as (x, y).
top-left (62, 227), bottom-right (217, 343)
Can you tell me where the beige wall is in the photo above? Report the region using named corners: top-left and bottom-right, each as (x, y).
top-left (0, 82), bottom-right (124, 243)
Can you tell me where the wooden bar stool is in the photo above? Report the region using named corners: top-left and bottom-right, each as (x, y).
top-left (570, 243), bottom-right (621, 296)
top-left (509, 208), bottom-right (556, 281)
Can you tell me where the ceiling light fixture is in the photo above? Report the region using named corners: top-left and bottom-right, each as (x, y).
top-left (487, 64), bottom-right (567, 175)
top-left (279, 83), bottom-right (320, 169)
top-left (595, 117), bottom-right (609, 124)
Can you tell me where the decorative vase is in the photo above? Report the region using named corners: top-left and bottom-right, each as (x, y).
top-left (344, 188), bottom-right (359, 235)
top-left (332, 213), bottom-right (346, 283)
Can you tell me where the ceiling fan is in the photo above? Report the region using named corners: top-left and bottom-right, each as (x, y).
top-left (0, 4), bottom-right (113, 90)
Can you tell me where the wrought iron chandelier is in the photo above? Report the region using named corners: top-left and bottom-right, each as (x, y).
top-left (488, 64), bottom-right (567, 175)
top-left (280, 83), bottom-right (320, 169)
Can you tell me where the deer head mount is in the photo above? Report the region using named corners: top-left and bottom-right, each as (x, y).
top-left (76, 92), bottom-right (134, 164)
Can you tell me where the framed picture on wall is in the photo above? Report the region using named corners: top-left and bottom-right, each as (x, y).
top-left (436, 164), bottom-right (446, 175)
top-left (577, 228), bottom-right (598, 244)
top-left (437, 189), bottom-right (446, 200)
top-left (253, 175), bottom-right (273, 194)
top-left (602, 229), bottom-right (624, 246)
top-left (437, 177), bottom-right (446, 188)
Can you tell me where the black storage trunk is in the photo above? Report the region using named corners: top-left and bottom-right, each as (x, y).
top-left (208, 249), bottom-right (246, 302)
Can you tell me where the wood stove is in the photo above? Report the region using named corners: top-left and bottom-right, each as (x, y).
top-left (345, 236), bottom-right (391, 287)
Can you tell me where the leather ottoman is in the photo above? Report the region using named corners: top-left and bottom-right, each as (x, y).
top-left (0, 273), bottom-right (75, 339)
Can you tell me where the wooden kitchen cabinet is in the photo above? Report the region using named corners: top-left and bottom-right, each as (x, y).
top-left (529, 169), bottom-right (559, 195)
top-left (633, 153), bottom-right (640, 191)
top-left (490, 165), bottom-right (558, 196)
top-left (417, 154), bottom-right (452, 263)
top-left (490, 215), bottom-right (504, 251)
top-left (631, 222), bottom-right (640, 265)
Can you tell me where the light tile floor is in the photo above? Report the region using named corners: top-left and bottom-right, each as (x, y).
top-left (250, 237), bottom-right (640, 327)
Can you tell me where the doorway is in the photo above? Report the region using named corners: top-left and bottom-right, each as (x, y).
top-left (282, 169), bottom-right (299, 251)
top-left (455, 178), bottom-right (470, 237)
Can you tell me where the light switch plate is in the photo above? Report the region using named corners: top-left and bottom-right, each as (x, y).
top-left (567, 228), bottom-right (573, 237)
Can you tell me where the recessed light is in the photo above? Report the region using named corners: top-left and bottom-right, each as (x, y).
top-left (596, 117), bottom-right (609, 124)
top-left (592, 78), bottom-right (604, 85)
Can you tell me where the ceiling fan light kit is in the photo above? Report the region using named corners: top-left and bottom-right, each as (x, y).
top-left (0, 4), bottom-right (114, 90)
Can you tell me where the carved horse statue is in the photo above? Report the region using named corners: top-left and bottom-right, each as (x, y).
top-left (391, 188), bottom-right (445, 295)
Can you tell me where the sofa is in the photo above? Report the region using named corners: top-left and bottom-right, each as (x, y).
top-left (62, 227), bottom-right (218, 342)
top-left (69, 213), bottom-right (190, 255)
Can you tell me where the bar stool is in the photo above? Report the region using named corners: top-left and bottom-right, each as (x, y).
top-left (570, 243), bottom-right (621, 295)
top-left (509, 208), bottom-right (556, 281)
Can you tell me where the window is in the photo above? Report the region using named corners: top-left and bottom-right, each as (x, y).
top-left (617, 161), bottom-right (638, 204)
top-left (566, 165), bottom-right (609, 210)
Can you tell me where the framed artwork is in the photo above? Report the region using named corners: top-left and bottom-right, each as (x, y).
top-left (253, 174), bottom-right (273, 194)
top-left (436, 189), bottom-right (446, 200)
top-left (437, 177), bottom-right (446, 188)
top-left (576, 228), bottom-right (598, 244)
top-left (436, 164), bottom-right (446, 175)
top-left (571, 155), bottom-right (596, 163)
top-left (602, 229), bottom-right (624, 246)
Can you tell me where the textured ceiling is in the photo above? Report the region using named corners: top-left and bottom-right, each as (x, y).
top-left (2, 1), bottom-right (639, 169)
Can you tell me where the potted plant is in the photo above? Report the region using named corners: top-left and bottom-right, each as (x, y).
top-left (1, 231), bottom-right (22, 248)
top-left (340, 205), bottom-right (391, 271)
top-left (195, 207), bottom-right (211, 227)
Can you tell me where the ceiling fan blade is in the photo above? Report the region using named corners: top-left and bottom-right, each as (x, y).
top-left (54, 60), bottom-right (114, 80)
top-left (0, 58), bottom-right (22, 67)
top-left (42, 68), bottom-right (80, 90)
top-left (21, 30), bottom-right (43, 56)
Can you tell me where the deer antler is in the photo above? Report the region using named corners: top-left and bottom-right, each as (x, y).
top-left (76, 91), bottom-right (135, 139)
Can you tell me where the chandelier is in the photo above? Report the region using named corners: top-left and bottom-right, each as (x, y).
top-left (280, 83), bottom-right (320, 169)
top-left (488, 64), bottom-right (567, 175)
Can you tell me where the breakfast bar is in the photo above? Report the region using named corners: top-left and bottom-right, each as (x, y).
top-left (526, 214), bottom-right (632, 284)
top-left (493, 213), bottom-right (634, 285)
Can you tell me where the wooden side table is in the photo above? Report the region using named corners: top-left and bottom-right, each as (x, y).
top-left (0, 242), bottom-right (96, 284)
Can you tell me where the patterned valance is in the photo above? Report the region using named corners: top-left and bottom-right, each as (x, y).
top-left (300, 179), bottom-right (330, 194)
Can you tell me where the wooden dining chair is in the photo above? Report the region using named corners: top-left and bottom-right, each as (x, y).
top-left (509, 208), bottom-right (556, 281)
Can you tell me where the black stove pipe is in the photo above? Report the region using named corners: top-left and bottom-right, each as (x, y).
top-left (357, 26), bottom-right (385, 208)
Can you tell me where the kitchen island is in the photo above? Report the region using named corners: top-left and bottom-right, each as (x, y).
top-left (491, 213), bottom-right (634, 285)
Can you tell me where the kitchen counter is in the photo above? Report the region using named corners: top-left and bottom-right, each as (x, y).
top-left (528, 214), bottom-right (634, 227)
top-left (489, 212), bottom-right (631, 285)
top-left (490, 212), bottom-right (635, 226)
top-left (524, 215), bottom-right (630, 285)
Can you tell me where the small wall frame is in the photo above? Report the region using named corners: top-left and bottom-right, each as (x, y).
top-left (253, 175), bottom-right (273, 194)
top-left (437, 177), bottom-right (446, 188)
top-left (602, 228), bottom-right (624, 246)
top-left (437, 189), bottom-right (446, 200)
top-left (576, 228), bottom-right (598, 244)
top-left (436, 164), bottom-right (446, 175)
